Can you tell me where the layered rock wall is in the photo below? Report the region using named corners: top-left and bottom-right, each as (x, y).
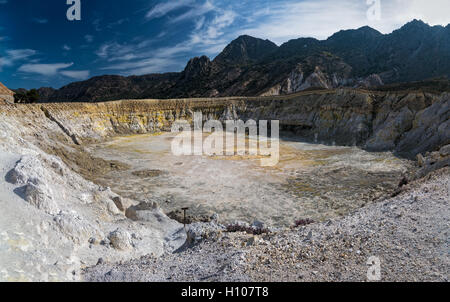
top-left (0, 89), bottom-right (448, 158)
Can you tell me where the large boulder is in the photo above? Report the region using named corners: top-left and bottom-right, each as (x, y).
top-left (125, 201), bottom-right (159, 221)
top-left (53, 212), bottom-right (103, 245)
top-left (5, 155), bottom-right (45, 185)
top-left (24, 178), bottom-right (59, 215)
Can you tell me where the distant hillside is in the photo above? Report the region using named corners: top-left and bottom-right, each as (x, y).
top-left (34, 19), bottom-right (450, 102)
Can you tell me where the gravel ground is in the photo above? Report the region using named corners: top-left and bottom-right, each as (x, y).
top-left (83, 168), bottom-right (449, 282)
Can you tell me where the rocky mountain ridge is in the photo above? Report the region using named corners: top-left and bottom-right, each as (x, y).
top-left (18, 20), bottom-right (450, 102)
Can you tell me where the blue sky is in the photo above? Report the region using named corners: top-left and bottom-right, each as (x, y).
top-left (0, 0), bottom-right (449, 89)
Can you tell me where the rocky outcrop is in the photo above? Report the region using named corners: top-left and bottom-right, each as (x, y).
top-left (0, 82), bottom-right (14, 104)
top-left (416, 144), bottom-right (450, 178)
top-left (213, 35), bottom-right (278, 66)
top-left (1, 89), bottom-right (448, 160)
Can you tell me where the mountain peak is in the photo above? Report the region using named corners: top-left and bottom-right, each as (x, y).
top-left (213, 35), bottom-right (278, 65)
top-left (182, 56), bottom-right (212, 79)
top-left (356, 25), bottom-right (382, 34)
top-left (327, 26), bottom-right (382, 42)
top-left (400, 19), bottom-right (430, 31)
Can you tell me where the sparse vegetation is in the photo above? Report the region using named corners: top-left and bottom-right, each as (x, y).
top-left (293, 218), bottom-right (315, 228)
top-left (226, 224), bottom-right (271, 235)
top-left (14, 89), bottom-right (40, 104)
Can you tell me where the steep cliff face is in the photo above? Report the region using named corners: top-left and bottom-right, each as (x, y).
top-left (1, 89), bottom-right (448, 159)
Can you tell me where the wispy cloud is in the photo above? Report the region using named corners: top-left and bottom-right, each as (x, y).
top-left (233, 0), bottom-right (369, 43)
top-left (60, 70), bottom-right (90, 80)
top-left (18, 63), bottom-right (74, 76)
top-left (16, 60), bottom-right (89, 80)
top-left (62, 44), bottom-right (71, 51)
top-left (0, 49), bottom-right (36, 70)
top-left (379, 0), bottom-right (450, 31)
top-left (102, 57), bottom-right (177, 74)
top-left (233, 0), bottom-right (450, 43)
top-left (146, 0), bottom-right (195, 20)
top-left (97, 1), bottom-right (238, 75)
top-left (107, 18), bottom-right (129, 29)
top-left (97, 39), bottom-right (188, 74)
top-left (168, 0), bottom-right (215, 24)
top-left (0, 0), bottom-right (8, 4)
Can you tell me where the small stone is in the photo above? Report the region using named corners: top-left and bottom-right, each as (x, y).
top-left (112, 196), bottom-right (125, 212)
top-left (96, 258), bottom-right (104, 265)
top-left (108, 228), bottom-right (132, 251)
top-left (100, 239), bottom-right (109, 246)
top-left (246, 236), bottom-right (257, 246)
top-left (251, 220), bottom-right (264, 229)
top-left (417, 153), bottom-right (425, 167)
top-left (210, 213), bottom-right (219, 222)
top-left (439, 144), bottom-right (450, 157)
top-left (303, 230), bottom-right (313, 242)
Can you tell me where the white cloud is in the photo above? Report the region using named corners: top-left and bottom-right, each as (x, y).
top-left (18, 63), bottom-right (74, 76)
top-left (146, 0), bottom-right (195, 20)
top-left (60, 70), bottom-right (90, 80)
top-left (233, 0), bottom-right (450, 44)
top-left (102, 57), bottom-right (176, 74)
top-left (168, 0), bottom-right (215, 23)
top-left (96, 41), bottom-right (141, 60)
top-left (196, 10), bottom-right (237, 42)
top-left (63, 44), bottom-right (71, 51)
top-left (379, 0), bottom-right (450, 31)
top-left (0, 49), bottom-right (36, 70)
top-left (235, 0), bottom-right (370, 43)
top-left (98, 2), bottom-right (237, 75)
top-left (96, 44), bottom-right (111, 58)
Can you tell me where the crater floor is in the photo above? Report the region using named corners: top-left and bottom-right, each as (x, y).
top-left (87, 132), bottom-right (415, 227)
